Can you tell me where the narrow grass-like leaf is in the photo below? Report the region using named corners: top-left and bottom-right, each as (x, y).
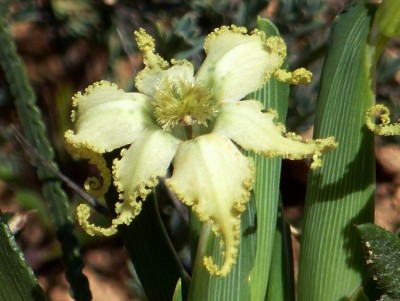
top-left (298, 2), bottom-right (376, 301)
top-left (357, 224), bottom-right (400, 300)
top-left (265, 200), bottom-right (295, 301)
top-left (0, 214), bottom-right (46, 301)
top-left (247, 17), bottom-right (290, 301)
top-left (0, 16), bottom-right (91, 300)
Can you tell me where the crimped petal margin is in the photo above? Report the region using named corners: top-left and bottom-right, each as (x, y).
top-left (67, 80), bottom-right (155, 153)
top-left (365, 104), bottom-right (400, 136)
top-left (213, 100), bottom-right (337, 169)
top-left (166, 133), bottom-right (255, 276)
top-left (196, 25), bottom-right (286, 102)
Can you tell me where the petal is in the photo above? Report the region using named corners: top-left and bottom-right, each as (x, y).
top-left (213, 100), bottom-right (337, 169)
top-left (135, 60), bottom-right (195, 98)
top-left (82, 127), bottom-right (180, 236)
top-left (166, 133), bottom-right (255, 276)
top-left (113, 126), bottom-right (180, 202)
top-left (66, 80), bottom-right (155, 153)
top-left (195, 25), bottom-right (286, 102)
top-left (366, 104), bottom-right (400, 136)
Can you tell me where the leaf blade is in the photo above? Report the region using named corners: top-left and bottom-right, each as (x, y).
top-left (297, 3), bottom-right (376, 301)
top-left (248, 17), bottom-right (290, 301)
top-left (358, 224), bottom-right (400, 300)
top-left (0, 215), bottom-right (46, 301)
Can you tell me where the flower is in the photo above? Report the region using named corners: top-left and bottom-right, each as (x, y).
top-left (65, 25), bottom-right (337, 276)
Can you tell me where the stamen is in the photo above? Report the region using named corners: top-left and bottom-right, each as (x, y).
top-left (153, 77), bottom-right (219, 133)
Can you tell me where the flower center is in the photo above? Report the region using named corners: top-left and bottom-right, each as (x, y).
top-left (153, 77), bottom-right (219, 138)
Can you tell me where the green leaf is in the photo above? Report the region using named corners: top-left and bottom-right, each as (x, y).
top-left (0, 214), bottom-right (46, 301)
top-left (357, 224), bottom-right (400, 300)
top-left (375, 0), bottom-right (400, 38)
top-left (247, 17), bottom-right (291, 301)
top-left (265, 200), bottom-right (295, 301)
top-left (297, 2), bottom-right (376, 301)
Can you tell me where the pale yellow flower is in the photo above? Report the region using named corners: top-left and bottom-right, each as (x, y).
top-left (65, 25), bottom-right (336, 276)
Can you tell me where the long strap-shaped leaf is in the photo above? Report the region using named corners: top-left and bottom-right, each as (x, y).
top-left (0, 214), bottom-right (47, 301)
top-left (0, 16), bottom-right (91, 300)
top-left (265, 200), bottom-right (295, 301)
top-left (298, 2), bottom-right (376, 301)
top-left (248, 17), bottom-right (290, 301)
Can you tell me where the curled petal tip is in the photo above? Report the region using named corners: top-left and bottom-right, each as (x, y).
top-left (76, 204), bottom-right (117, 236)
top-left (365, 104), bottom-right (400, 136)
top-left (64, 133), bottom-right (111, 197)
top-left (134, 28), bottom-right (169, 70)
top-left (202, 222), bottom-right (241, 277)
top-left (310, 137), bottom-right (338, 169)
top-left (76, 198), bottom-right (142, 237)
top-left (134, 28), bottom-right (156, 52)
top-left (274, 68), bottom-right (313, 85)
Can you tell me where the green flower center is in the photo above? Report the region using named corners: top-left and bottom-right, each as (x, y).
top-left (153, 77), bottom-right (219, 138)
